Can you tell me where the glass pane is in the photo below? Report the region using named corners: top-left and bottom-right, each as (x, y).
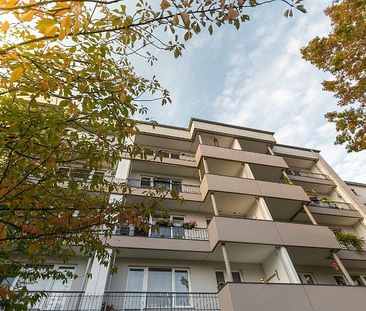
top-left (215, 271), bottom-right (225, 285)
top-left (171, 180), bottom-right (182, 192)
top-left (151, 226), bottom-right (171, 238)
top-left (154, 178), bottom-right (170, 190)
top-left (232, 272), bottom-right (242, 283)
top-left (141, 177), bottom-right (151, 188)
top-left (175, 270), bottom-right (190, 307)
top-left (147, 269), bottom-right (172, 308)
top-left (126, 269), bottom-right (144, 310)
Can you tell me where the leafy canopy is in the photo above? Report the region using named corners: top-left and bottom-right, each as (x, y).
top-left (301, 0), bottom-right (366, 152)
top-left (0, 0), bottom-right (306, 308)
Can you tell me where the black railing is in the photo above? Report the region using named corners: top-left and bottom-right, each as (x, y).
top-left (103, 292), bottom-right (220, 311)
top-left (309, 200), bottom-right (356, 211)
top-left (25, 291), bottom-right (219, 311)
top-left (287, 169), bottom-right (331, 181)
top-left (116, 225), bottom-right (209, 241)
top-left (127, 178), bottom-right (201, 194)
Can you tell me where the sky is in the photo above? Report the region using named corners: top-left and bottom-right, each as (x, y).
top-left (133, 0), bottom-right (366, 183)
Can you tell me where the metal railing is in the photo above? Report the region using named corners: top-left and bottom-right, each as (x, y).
top-left (146, 148), bottom-right (196, 162)
top-left (287, 169), bottom-right (331, 181)
top-left (308, 200), bottom-right (356, 211)
top-left (103, 292), bottom-right (220, 311)
top-left (127, 178), bottom-right (201, 194)
top-left (24, 291), bottom-right (219, 310)
top-left (116, 225), bottom-right (209, 241)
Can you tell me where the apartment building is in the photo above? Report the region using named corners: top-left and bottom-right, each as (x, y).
top-left (5, 118), bottom-right (366, 310)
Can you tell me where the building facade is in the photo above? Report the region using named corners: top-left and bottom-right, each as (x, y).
top-left (6, 118), bottom-right (366, 310)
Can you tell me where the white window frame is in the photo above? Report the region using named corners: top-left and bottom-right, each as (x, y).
top-left (126, 267), bottom-right (192, 308)
top-left (140, 175), bottom-right (183, 191)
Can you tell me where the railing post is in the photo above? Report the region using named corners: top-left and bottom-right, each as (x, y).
top-left (210, 193), bottom-right (219, 216)
top-left (332, 251), bottom-right (355, 285)
top-left (303, 203), bottom-right (318, 225)
top-left (221, 242), bottom-right (233, 282)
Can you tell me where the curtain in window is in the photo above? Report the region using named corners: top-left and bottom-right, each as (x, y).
top-left (175, 270), bottom-right (190, 307)
top-left (125, 269), bottom-right (144, 309)
top-left (147, 268), bottom-right (172, 308)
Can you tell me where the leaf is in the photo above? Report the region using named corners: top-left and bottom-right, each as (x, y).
top-left (227, 5), bottom-right (239, 20)
top-left (119, 90), bottom-right (126, 103)
top-left (296, 5), bottom-right (307, 14)
top-left (181, 12), bottom-right (190, 28)
top-left (10, 66), bottom-right (24, 82)
top-left (208, 25), bottom-right (213, 35)
top-left (1, 21), bottom-right (9, 33)
top-left (44, 25), bottom-right (58, 36)
top-left (60, 15), bottom-right (72, 30)
top-left (0, 225), bottom-right (7, 240)
top-left (28, 241), bottom-right (41, 255)
top-left (20, 10), bottom-right (36, 22)
top-left (171, 15), bottom-right (179, 26)
top-left (160, 0), bottom-right (171, 10)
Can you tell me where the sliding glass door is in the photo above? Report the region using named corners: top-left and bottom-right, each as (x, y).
top-left (126, 267), bottom-right (191, 309)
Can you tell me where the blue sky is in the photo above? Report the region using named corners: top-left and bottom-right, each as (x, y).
top-left (134, 0), bottom-right (366, 183)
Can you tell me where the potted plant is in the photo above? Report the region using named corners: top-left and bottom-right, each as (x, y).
top-left (282, 175), bottom-right (293, 185)
top-left (335, 231), bottom-right (365, 251)
top-left (320, 197), bottom-right (332, 203)
top-left (155, 218), bottom-right (173, 227)
top-left (183, 220), bottom-right (197, 229)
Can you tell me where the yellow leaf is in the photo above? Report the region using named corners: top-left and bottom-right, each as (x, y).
top-left (160, 0), bottom-right (171, 10)
top-left (171, 15), bottom-right (179, 26)
top-left (119, 90), bottom-right (126, 103)
top-left (60, 15), bottom-right (72, 29)
top-left (1, 21), bottom-right (9, 33)
top-left (44, 25), bottom-right (58, 36)
top-left (10, 66), bottom-right (24, 82)
top-left (58, 28), bottom-right (67, 40)
top-left (20, 10), bottom-right (36, 22)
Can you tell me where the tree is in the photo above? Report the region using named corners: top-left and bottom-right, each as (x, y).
top-left (0, 0), bottom-right (306, 308)
top-left (301, 0), bottom-right (366, 152)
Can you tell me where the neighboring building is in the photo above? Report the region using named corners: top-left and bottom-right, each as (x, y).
top-left (4, 118), bottom-right (366, 310)
top-left (346, 181), bottom-right (366, 206)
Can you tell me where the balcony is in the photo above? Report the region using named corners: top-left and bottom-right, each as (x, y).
top-left (196, 144), bottom-right (288, 169)
top-left (287, 169), bottom-right (336, 192)
top-left (26, 291), bottom-right (220, 311)
top-left (207, 216), bottom-right (340, 250)
top-left (218, 283), bottom-right (366, 311)
top-left (116, 225), bottom-right (209, 241)
top-left (105, 224), bottom-right (210, 254)
top-left (305, 200), bottom-right (362, 226)
top-left (126, 178), bottom-right (202, 202)
top-left (125, 147), bottom-right (197, 168)
top-left (200, 174), bottom-right (309, 202)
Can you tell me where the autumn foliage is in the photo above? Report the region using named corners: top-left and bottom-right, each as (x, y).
top-left (301, 0), bottom-right (366, 152)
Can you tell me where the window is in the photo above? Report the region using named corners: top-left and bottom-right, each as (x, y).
top-left (126, 267), bottom-right (191, 309)
top-left (171, 180), bottom-right (182, 192)
top-left (298, 273), bottom-right (316, 285)
top-left (141, 177), bottom-right (151, 188)
top-left (154, 177), bottom-right (170, 190)
top-left (333, 275), bottom-right (348, 286)
top-left (215, 270), bottom-right (242, 284)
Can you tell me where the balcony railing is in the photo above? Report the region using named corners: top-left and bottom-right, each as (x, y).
top-left (287, 169), bottom-right (331, 181)
top-left (146, 148), bottom-right (196, 162)
top-left (25, 291), bottom-right (219, 311)
top-left (309, 200), bottom-right (356, 211)
top-left (116, 225), bottom-right (209, 241)
top-left (127, 178), bottom-right (201, 194)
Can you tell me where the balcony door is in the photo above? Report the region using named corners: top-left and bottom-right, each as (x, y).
top-left (126, 267), bottom-right (191, 309)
